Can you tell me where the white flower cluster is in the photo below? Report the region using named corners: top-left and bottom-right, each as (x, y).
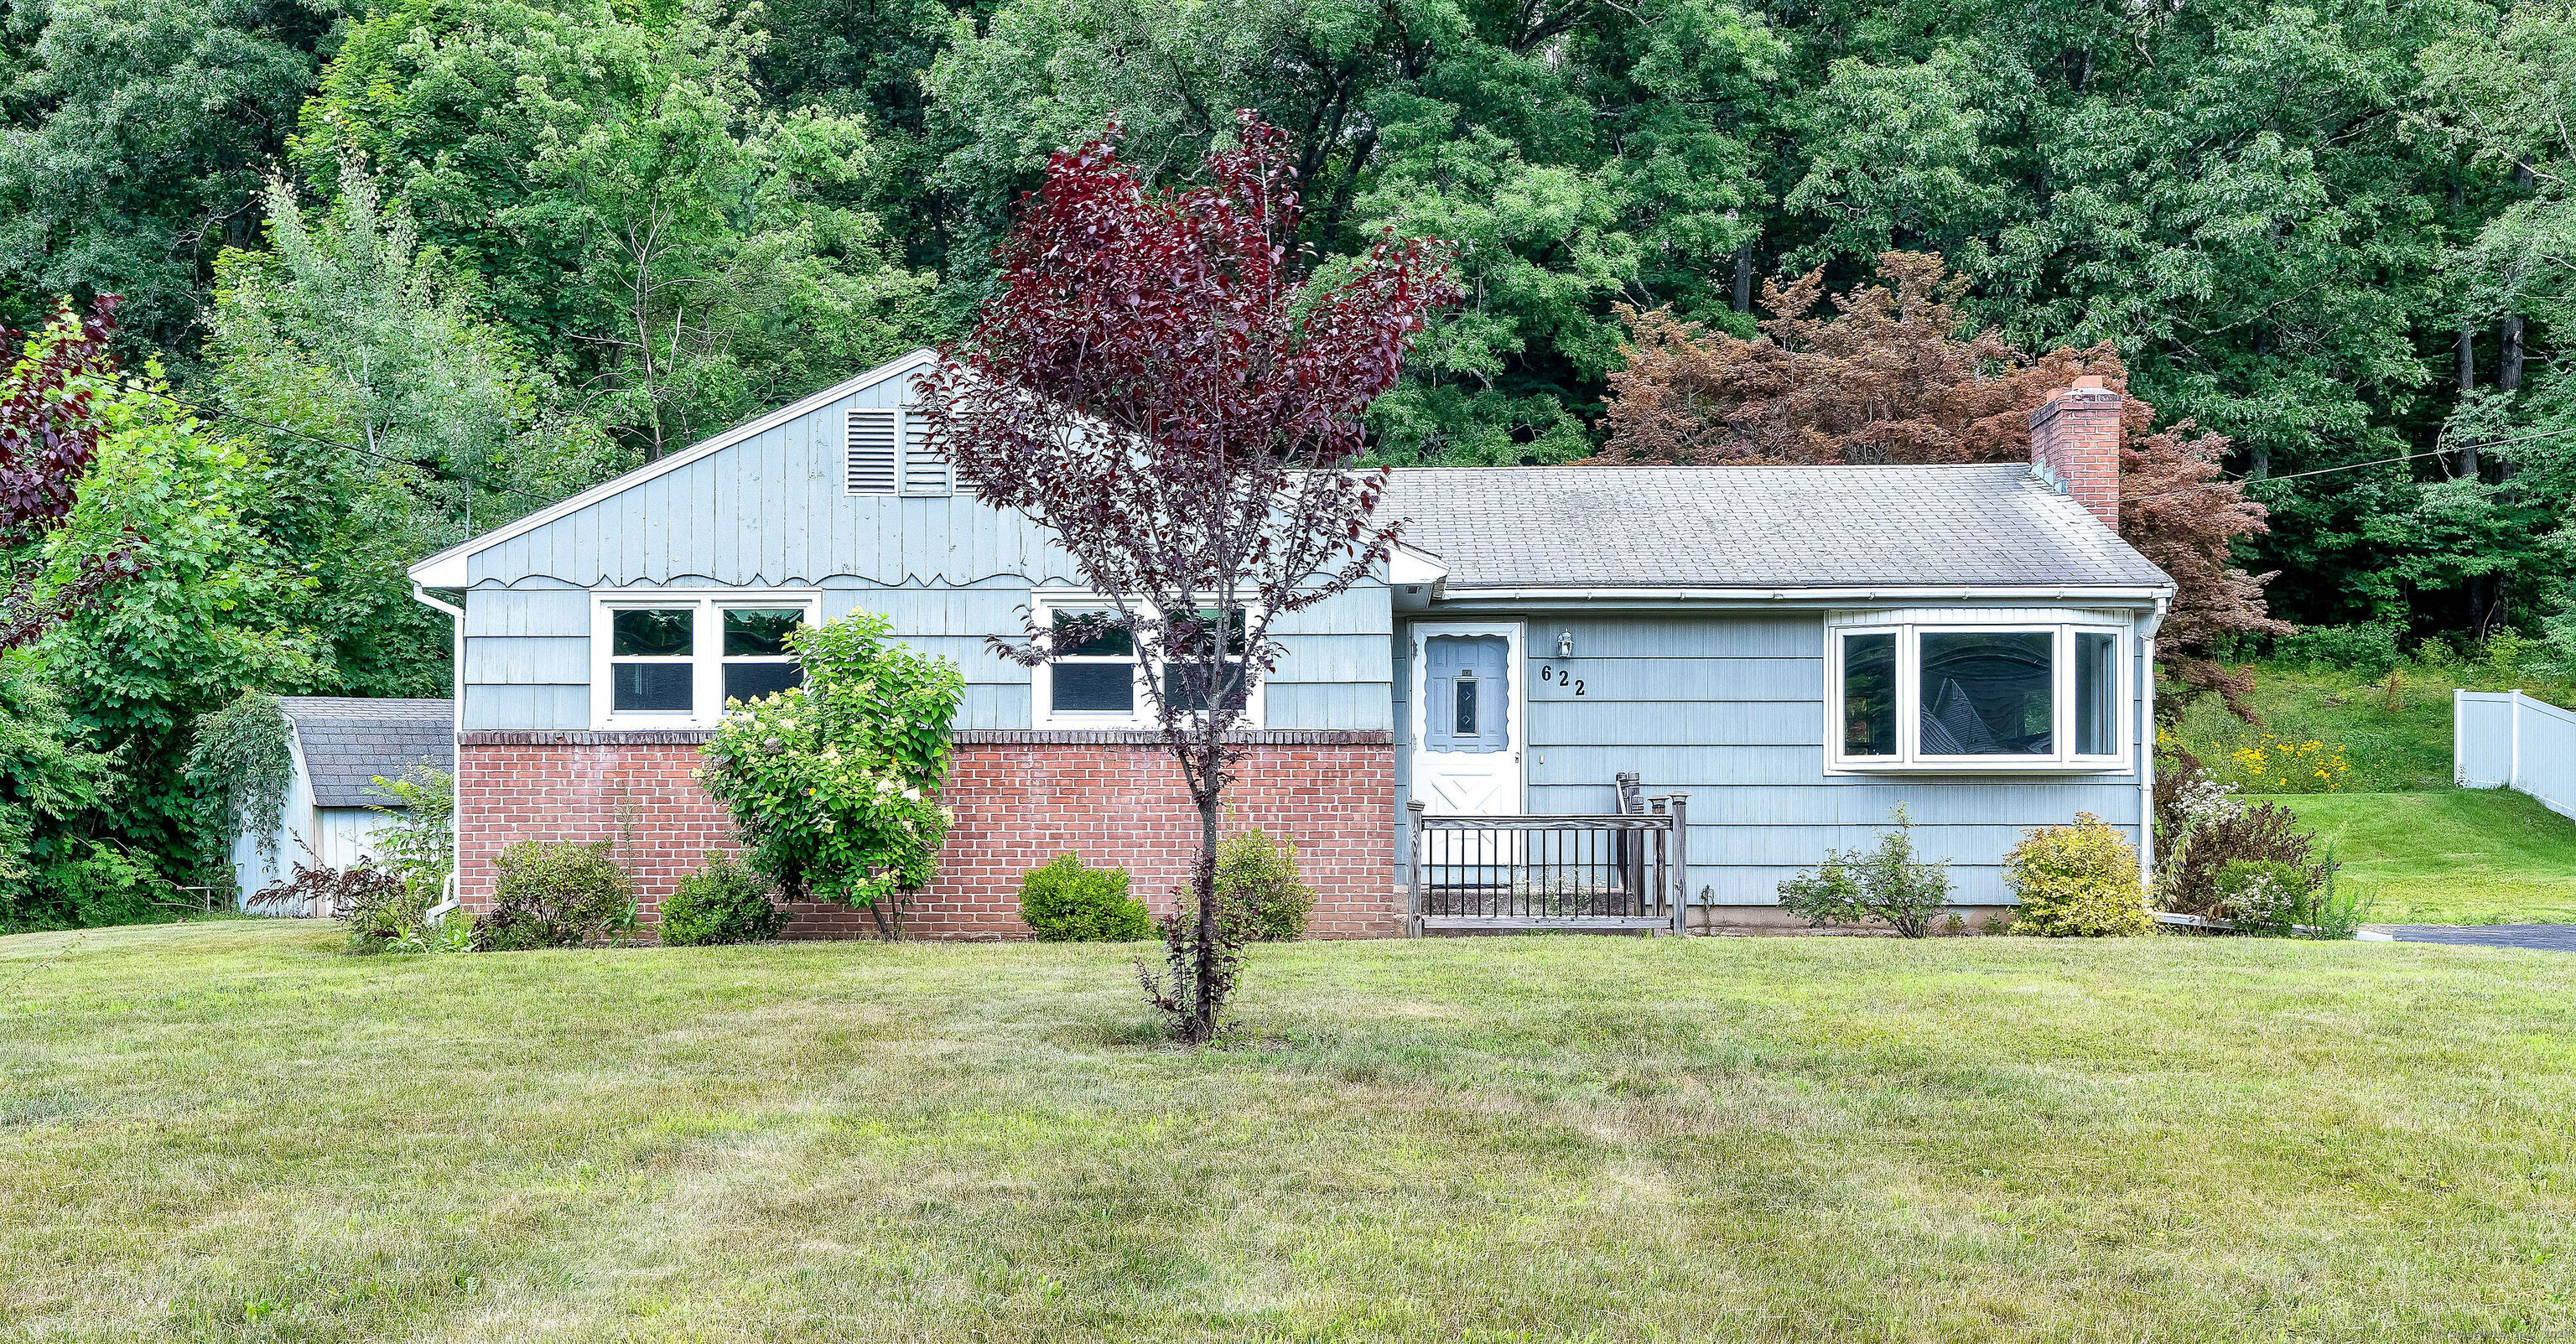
top-left (2223, 871), bottom-right (2294, 924)
top-left (2174, 772), bottom-right (2245, 832)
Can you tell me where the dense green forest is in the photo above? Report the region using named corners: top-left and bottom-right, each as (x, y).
top-left (0, 0), bottom-right (2569, 923)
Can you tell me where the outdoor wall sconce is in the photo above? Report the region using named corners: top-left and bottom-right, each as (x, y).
top-left (1556, 630), bottom-right (1574, 657)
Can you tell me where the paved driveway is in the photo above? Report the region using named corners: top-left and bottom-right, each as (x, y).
top-left (2371, 924), bottom-right (2576, 952)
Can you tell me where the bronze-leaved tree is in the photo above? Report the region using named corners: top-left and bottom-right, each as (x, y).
top-left (1597, 252), bottom-right (2285, 719)
top-left (917, 114), bottom-right (1455, 1041)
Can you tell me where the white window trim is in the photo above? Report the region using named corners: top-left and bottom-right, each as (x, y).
top-left (1825, 614), bottom-right (2132, 774)
top-left (591, 588), bottom-right (823, 729)
top-left (1029, 590), bottom-right (1269, 730)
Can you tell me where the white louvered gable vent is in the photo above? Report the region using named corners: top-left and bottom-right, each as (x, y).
top-left (901, 413), bottom-right (950, 495)
top-left (845, 408), bottom-right (898, 494)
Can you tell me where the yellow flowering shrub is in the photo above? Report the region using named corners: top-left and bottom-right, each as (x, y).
top-left (2218, 734), bottom-right (2350, 794)
top-left (2002, 812), bottom-right (2153, 937)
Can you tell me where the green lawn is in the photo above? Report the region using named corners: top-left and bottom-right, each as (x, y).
top-left (2265, 789), bottom-right (2576, 926)
top-left (6, 923), bottom-right (2576, 1341)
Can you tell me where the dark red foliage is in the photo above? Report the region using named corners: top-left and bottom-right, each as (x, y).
top-left (0, 296), bottom-right (120, 547)
top-left (249, 858), bottom-right (402, 922)
top-left (0, 295), bottom-right (133, 654)
top-left (915, 114), bottom-right (1454, 1040)
top-left (1597, 255), bottom-right (2285, 719)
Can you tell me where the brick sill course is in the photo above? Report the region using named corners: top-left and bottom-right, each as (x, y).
top-left (460, 728), bottom-right (1394, 747)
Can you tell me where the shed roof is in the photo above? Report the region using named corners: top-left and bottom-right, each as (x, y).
top-left (277, 698), bottom-right (455, 808)
top-left (1382, 464), bottom-right (2172, 593)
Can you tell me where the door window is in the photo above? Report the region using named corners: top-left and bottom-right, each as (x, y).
top-left (1423, 635), bottom-right (1509, 753)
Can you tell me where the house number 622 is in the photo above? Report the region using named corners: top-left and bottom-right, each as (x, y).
top-left (1540, 665), bottom-right (1585, 695)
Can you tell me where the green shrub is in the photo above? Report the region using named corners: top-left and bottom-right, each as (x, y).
top-left (475, 840), bottom-right (634, 952)
top-left (2004, 812), bottom-right (2152, 937)
top-left (2272, 621), bottom-right (2404, 678)
top-left (330, 869), bottom-right (420, 951)
top-left (1019, 854), bottom-right (1152, 942)
top-left (661, 852), bottom-right (789, 946)
top-left (1776, 807), bottom-right (1952, 937)
top-left (2215, 855), bottom-right (2370, 938)
top-left (697, 610), bottom-right (964, 938)
top-left (2213, 859), bottom-right (2314, 926)
top-left (1216, 828), bottom-right (1314, 942)
top-left (35, 838), bottom-right (170, 929)
top-left (366, 768), bottom-right (454, 912)
top-left (2153, 761), bottom-right (2330, 916)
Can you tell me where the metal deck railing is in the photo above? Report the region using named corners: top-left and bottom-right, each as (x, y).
top-left (1405, 789), bottom-right (1690, 935)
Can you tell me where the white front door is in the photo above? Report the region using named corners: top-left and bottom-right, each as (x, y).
top-left (1411, 622), bottom-right (1523, 817)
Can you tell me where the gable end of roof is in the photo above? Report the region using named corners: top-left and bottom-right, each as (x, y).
top-left (408, 348), bottom-right (939, 588)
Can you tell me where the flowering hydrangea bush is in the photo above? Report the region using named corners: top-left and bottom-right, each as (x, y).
top-left (697, 610), bottom-right (963, 938)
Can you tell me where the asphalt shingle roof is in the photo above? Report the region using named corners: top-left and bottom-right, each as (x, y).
top-left (277, 698), bottom-right (455, 808)
top-left (1382, 464), bottom-right (2171, 591)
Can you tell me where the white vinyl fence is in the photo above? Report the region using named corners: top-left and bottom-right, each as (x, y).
top-left (2456, 689), bottom-right (2576, 821)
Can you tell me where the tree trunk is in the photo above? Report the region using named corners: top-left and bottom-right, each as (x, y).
top-left (2501, 163), bottom-right (2531, 406)
top-left (2456, 324), bottom-right (2479, 477)
top-left (2473, 578), bottom-right (2511, 641)
top-left (2453, 179), bottom-right (2478, 481)
top-left (1732, 243), bottom-right (1753, 315)
top-left (1190, 788), bottom-right (1223, 1042)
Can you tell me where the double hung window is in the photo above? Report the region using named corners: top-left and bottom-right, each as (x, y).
top-left (1830, 616), bottom-right (2131, 771)
top-left (595, 590), bottom-right (820, 727)
top-left (1032, 594), bottom-right (1260, 729)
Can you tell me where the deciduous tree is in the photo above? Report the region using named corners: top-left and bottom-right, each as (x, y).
top-left (917, 116), bottom-right (1454, 1040)
top-left (1598, 252), bottom-right (2285, 714)
top-left (294, 0), bottom-right (935, 459)
top-left (0, 297), bottom-right (130, 652)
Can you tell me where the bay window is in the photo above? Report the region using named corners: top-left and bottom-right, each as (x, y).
top-left (593, 589), bottom-right (819, 727)
top-left (1829, 616), bottom-right (2130, 771)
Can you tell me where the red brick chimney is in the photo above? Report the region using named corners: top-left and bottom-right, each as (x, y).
top-left (2028, 375), bottom-right (2122, 529)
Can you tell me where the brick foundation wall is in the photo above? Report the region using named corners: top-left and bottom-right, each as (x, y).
top-left (455, 730), bottom-right (1400, 940)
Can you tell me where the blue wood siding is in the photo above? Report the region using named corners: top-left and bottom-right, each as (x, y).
top-left (460, 577), bottom-right (1392, 733)
top-left (460, 580), bottom-right (592, 730)
top-left (451, 362), bottom-right (1396, 732)
top-left (1396, 611), bottom-right (2153, 906)
top-left (465, 371), bottom-right (1080, 589)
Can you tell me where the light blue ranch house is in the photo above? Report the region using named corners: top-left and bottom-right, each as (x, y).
top-left (409, 351), bottom-right (2171, 937)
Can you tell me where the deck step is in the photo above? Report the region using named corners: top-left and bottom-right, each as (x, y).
top-left (1417, 916), bottom-right (1674, 931)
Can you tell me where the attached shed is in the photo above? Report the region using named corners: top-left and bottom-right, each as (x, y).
top-left (231, 697), bottom-right (456, 912)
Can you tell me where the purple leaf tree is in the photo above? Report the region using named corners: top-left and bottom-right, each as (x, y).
top-left (916, 114), bottom-right (1456, 1041)
top-left (0, 297), bottom-right (136, 653)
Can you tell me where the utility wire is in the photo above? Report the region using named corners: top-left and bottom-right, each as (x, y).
top-left (2129, 423), bottom-right (2576, 503)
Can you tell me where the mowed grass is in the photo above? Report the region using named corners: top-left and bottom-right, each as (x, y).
top-left (6, 924), bottom-right (2576, 1341)
top-left (2266, 789), bottom-right (2576, 926)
